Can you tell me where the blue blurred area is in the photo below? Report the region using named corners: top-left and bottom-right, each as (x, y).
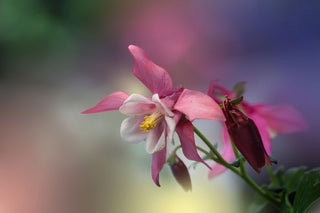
top-left (1, 0), bottom-right (320, 212)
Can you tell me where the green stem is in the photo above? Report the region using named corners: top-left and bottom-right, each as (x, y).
top-left (193, 126), bottom-right (228, 165)
top-left (193, 125), bottom-right (281, 209)
top-left (266, 165), bottom-right (280, 187)
top-left (241, 174), bottom-right (280, 207)
top-left (172, 145), bottom-right (182, 154)
top-left (195, 146), bottom-right (219, 162)
top-left (230, 138), bottom-right (247, 176)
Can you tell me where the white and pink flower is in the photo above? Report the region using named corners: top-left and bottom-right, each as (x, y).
top-left (82, 45), bottom-right (224, 186)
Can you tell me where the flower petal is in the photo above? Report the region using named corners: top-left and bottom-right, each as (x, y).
top-left (145, 122), bottom-right (166, 154)
top-left (151, 146), bottom-right (167, 187)
top-left (128, 45), bottom-right (173, 97)
top-left (165, 116), bottom-right (177, 145)
top-left (208, 127), bottom-right (235, 179)
top-left (81, 91), bottom-right (129, 114)
top-left (253, 104), bottom-right (308, 134)
top-left (249, 113), bottom-right (272, 155)
top-left (152, 94), bottom-right (174, 117)
top-left (174, 89), bottom-right (225, 122)
top-left (119, 94), bottom-right (156, 115)
top-left (176, 120), bottom-right (210, 169)
top-left (120, 116), bottom-right (148, 143)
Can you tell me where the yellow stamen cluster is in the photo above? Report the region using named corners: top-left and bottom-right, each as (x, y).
top-left (140, 111), bottom-right (163, 132)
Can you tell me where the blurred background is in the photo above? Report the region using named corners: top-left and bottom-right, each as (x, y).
top-left (1, 0), bottom-right (320, 212)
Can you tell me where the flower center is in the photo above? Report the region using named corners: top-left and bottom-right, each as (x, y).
top-left (140, 111), bottom-right (164, 132)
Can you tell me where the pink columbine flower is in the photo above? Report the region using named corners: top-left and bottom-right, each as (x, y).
top-left (82, 45), bottom-right (224, 186)
top-left (207, 83), bottom-right (308, 178)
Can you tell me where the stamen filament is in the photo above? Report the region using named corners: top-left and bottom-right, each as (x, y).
top-left (140, 111), bottom-right (164, 132)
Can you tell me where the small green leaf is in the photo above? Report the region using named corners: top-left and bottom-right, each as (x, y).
top-left (293, 169), bottom-right (320, 213)
top-left (247, 194), bottom-right (268, 213)
top-left (218, 96), bottom-right (243, 109)
top-left (273, 167), bottom-right (286, 187)
top-left (231, 96), bottom-right (244, 106)
top-left (269, 156), bottom-right (278, 164)
top-left (284, 167), bottom-right (307, 193)
top-left (233, 81), bottom-right (246, 97)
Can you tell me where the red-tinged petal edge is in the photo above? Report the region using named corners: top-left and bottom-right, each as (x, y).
top-left (253, 104), bottom-right (308, 134)
top-left (174, 89), bottom-right (225, 122)
top-left (176, 119), bottom-right (211, 169)
top-left (151, 146), bottom-right (167, 187)
top-left (81, 91), bottom-right (129, 114)
top-left (128, 45), bottom-right (173, 97)
top-left (250, 113), bottom-right (272, 155)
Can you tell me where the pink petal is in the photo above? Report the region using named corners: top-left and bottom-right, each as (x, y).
top-left (120, 116), bottom-right (148, 143)
top-left (119, 94), bottom-right (156, 115)
top-left (145, 122), bottom-right (166, 154)
top-left (81, 91), bottom-right (129, 114)
top-left (128, 45), bottom-right (173, 97)
top-left (249, 113), bottom-right (272, 155)
top-left (176, 119), bottom-right (210, 169)
top-left (208, 127), bottom-right (235, 179)
top-left (151, 146), bottom-right (167, 187)
top-left (253, 104), bottom-right (308, 134)
top-left (174, 89), bottom-right (225, 122)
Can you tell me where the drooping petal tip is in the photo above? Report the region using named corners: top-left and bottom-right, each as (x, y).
top-left (176, 119), bottom-right (211, 169)
top-left (151, 147), bottom-right (167, 187)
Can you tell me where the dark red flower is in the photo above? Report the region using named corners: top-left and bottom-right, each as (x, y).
top-left (222, 97), bottom-right (271, 173)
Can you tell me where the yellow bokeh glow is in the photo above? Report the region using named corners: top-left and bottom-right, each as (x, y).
top-left (119, 172), bottom-right (241, 213)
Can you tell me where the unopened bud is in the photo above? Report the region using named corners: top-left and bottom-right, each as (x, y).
top-left (222, 97), bottom-right (271, 173)
top-left (169, 155), bottom-right (192, 191)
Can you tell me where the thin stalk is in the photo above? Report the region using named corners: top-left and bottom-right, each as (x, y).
top-left (195, 146), bottom-right (219, 162)
top-left (266, 165), bottom-right (280, 187)
top-left (230, 137), bottom-right (247, 176)
top-left (193, 126), bottom-right (228, 164)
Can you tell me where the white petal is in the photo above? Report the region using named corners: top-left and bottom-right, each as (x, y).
top-left (165, 116), bottom-right (176, 144)
top-left (145, 122), bottom-right (166, 154)
top-left (152, 94), bottom-right (174, 117)
top-left (120, 116), bottom-right (148, 143)
top-left (119, 94), bottom-right (156, 115)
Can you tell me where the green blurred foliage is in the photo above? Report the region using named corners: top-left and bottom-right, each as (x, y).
top-left (0, 0), bottom-right (114, 56)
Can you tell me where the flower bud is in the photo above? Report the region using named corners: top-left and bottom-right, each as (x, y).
top-left (169, 155), bottom-right (192, 191)
top-left (222, 97), bottom-right (271, 173)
